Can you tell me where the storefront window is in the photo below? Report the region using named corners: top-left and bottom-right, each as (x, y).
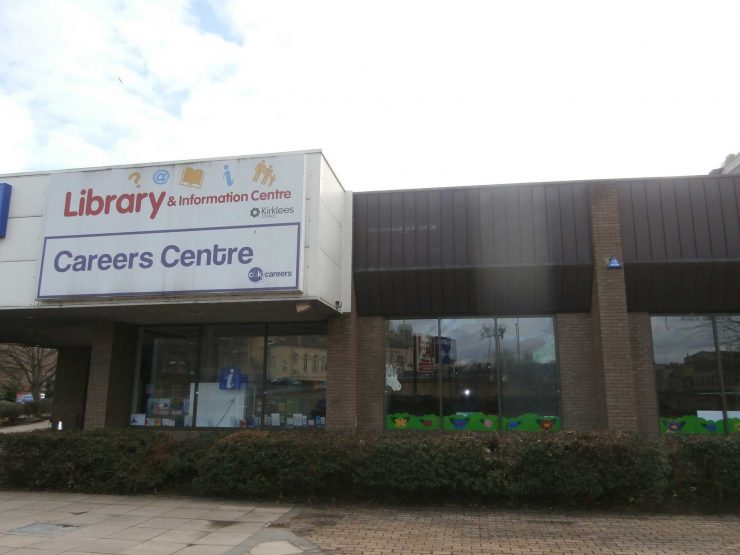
top-left (133, 327), bottom-right (199, 427)
top-left (652, 315), bottom-right (740, 434)
top-left (196, 325), bottom-right (264, 428)
top-left (132, 323), bottom-right (326, 429)
top-left (717, 317), bottom-right (740, 433)
top-left (440, 318), bottom-right (500, 430)
top-left (385, 317), bottom-right (560, 431)
top-left (264, 334), bottom-right (326, 428)
top-left (499, 318), bottom-right (559, 428)
top-left (385, 320), bottom-right (439, 429)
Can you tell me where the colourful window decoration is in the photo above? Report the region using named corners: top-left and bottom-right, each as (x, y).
top-left (385, 318), bottom-right (560, 432)
top-left (652, 316), bottom-right (740, 435)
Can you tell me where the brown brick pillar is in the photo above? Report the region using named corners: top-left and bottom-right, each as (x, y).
top-left (357, 316), bottom-right (385, 433)
top-left (590, 185), bottom-right (639, 431)
top-left (83, 323), bottom-right (137, 429)
top-left (556, 313), bottom-right (606, 430)
top-left (326, 302), bottom-right (358, 431)
top-left (52, 346), bottom-right (90, 430)
top-left (629, 312), bottom-right (659, 435)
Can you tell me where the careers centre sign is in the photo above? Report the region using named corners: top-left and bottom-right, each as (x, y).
top-left (37, 154), bottom-right (305, 299)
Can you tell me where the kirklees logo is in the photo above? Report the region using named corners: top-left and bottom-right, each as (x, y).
top-left (0, 183), bottom-right (11, 238)
top-left (63, 188), bottom-right (166, 220)
top-left (249, 205), bottom-right (295, 219)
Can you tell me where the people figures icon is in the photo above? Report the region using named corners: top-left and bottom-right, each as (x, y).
top-left (252, 160), bottom-right (277, 186)
top-left (253, 160), bottom-right (266, 182)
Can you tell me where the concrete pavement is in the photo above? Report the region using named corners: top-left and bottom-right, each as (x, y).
top-left (2, 491), bottom-right (740, 554)
top-left (0, 421), bottom-right (51, 434)
top-left (0, 491), bottom-right (317, 555)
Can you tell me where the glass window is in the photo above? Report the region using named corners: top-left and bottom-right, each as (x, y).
top-left (440, 318), bottom-right (500, 431)
top-left (133, 327), bottom-right (199, 428)
top-left (385, 317), bottom-right (560, 431)
top-left (133, 323), bottom-right (326, 429)
top-left (652, 316), bottom-right (723, 433)
top-left (264, 334), bottom-right (326, 428)
top-left (195, 325), bottom-right (264, 428)
top-left (385, 319), bottom-right (440, 429)
top-left (717, 316), bottom-right (740, 434)
top-left (499, 318), bottom-right (560, 431)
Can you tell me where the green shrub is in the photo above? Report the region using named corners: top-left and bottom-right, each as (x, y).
top-left (0, 429), bottom-right (737, 510)
top-left (0, 401), bottom-right (23, 425)
top-left (0, 430), bottom-right (201, 494)
top-left (0, 386), bottom-right (15, 402)
top-left (194, 431), bottom-right (359, 500)
top-left (491, 433), bottom-right (669, 507)
top-left (665, 435), bottom-right (740, 507)
top-left (352, 432), bottom-right (496, 502)
top-left (22, 399), bottom-right (51, 418)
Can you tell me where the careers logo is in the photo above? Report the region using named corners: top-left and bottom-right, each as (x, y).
top-left (248, 267), bottom-right (263, 283)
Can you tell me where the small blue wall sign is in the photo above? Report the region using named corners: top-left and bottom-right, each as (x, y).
top-left (219, 367), bottom-right (246, 390)
top-left (0, 183), bottom-right (12, 238)
top-left (607, 256), bottom-right (622, 269)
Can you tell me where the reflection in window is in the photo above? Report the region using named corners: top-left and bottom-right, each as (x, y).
top-left (133, 327), bottom-right (199, 428)
top-left (652, 315), bottom-right (740, 434)
top-left (264, 335), bottom-right (326, 428)
top-left (196, 325), bottom-right (263, 428)
top-left (718, 317), bottom-right (740, 418)
top-left (385, 320), bottom-right (440, 429)
top-left (499, 318), bottom-right (559, 422)
top-left (385, 317), bottom-right (560, 432)
top-left (133, 324), bottom-right (326, 429)
top-left (441, 318), bottom-right (499, 430)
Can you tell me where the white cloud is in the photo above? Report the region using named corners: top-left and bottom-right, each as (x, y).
top-left (0, 95), bottom-right (34, 171)
top-left (0, 0), bottom-right (739, 189)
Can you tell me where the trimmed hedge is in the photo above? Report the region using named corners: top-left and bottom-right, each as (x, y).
top-left (0, 429), bottom-right (738, 510)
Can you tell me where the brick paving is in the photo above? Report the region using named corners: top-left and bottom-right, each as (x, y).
top-left (287, 506), bottom-right (740, 555)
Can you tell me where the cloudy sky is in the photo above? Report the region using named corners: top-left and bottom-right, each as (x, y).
top-left (1, 0), bottom-right (738, 191)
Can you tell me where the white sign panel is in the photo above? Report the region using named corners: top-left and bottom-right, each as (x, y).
top-left (38, 154), bottom-right (305, 298)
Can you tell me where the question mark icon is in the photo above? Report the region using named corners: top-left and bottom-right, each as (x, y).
top-left (128, 171), bottom-right (141, 188)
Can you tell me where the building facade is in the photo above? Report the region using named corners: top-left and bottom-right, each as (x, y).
top-left (0, 153), bottom-right (738, 435)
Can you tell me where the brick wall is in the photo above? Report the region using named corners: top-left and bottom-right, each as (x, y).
top-left (326, 302), bottom-right (358, 431)
top-left (357, 316), bottom-right (385, 433)
top-left (589, 184), bottom-right (639, 432)
top-left (105, 324), bottom-right (138, 427)
top-left (629, 312), bottom-right (659, 435)
top-left (83, 323), bottom-right (137, 429)
top-left (52, 346), bottom-right (90, 430)
top-left (556, 313), bottom-right (606, 430)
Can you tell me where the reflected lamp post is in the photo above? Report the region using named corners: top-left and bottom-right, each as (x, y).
top-left (495, 322), bottom-right (506, 430)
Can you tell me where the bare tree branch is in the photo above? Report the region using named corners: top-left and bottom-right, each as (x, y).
top-left (0, 344), bottom-right (57, 400)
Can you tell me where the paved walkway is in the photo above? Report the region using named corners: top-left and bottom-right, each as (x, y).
top-left (2, 491), bottom-right (740, 554)
top-left (0, 421), bottom-right (50, 434)
top-left (288, 505), bottom-right (740, 555)
top-left (0, 491), bottom-right (317, 555)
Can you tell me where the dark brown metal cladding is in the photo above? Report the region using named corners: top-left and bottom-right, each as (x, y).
top-left (353, 183), bottom-right (593, 317)
top-left (353, 176), bottom-right (740, 317)
top-left (615, 176), bottom-right (740, 312)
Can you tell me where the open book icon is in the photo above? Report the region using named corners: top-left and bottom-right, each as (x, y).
top-left (180, 167), bottom-right (204, 188)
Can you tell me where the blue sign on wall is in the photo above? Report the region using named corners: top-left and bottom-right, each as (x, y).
top-left (0, 183), bottom-right (11, 238)
top-left (219, 367), bottom-right (246, 390)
